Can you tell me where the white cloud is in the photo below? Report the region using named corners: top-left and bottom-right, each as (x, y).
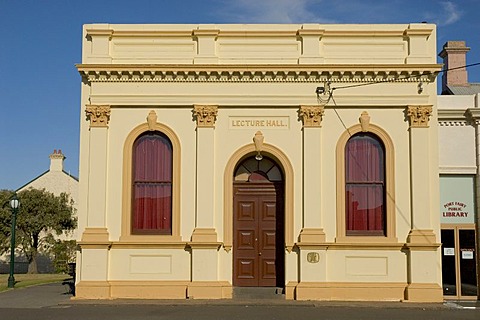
top-left (218, 0), bottom-right (336, 23)
top-left (424, 1), bottom-right (462, 26)
top-left (441, 1), bottom-right (461, 25)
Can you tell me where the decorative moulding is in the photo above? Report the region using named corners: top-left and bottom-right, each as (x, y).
top-left (76, 64), bottom-right (441, 83)
top-left (147, 110), bottom-right (158, 130)
top-left (359, 111), bottom-right (371, 132)
top-left (299, 105), bottom-right (325, 127)
top-left (407, 105), bottom-right (432, 128)
top-left (193, 105), bottom-right (218, 127)
top-left (85, 105), bottom-right (111, 127)
top-left (253, 131), bottom-right (265, 160)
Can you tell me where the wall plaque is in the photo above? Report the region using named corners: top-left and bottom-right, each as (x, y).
top-left (306, 252), bottom-right (320, 263)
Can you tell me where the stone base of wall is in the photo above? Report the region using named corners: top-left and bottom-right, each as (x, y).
top-left (292, 282), bottom-right (420, 302)
top-left (74, 280), bottom-right (233, 300)
top-left (187, 281), bottom-right (232, 299)
top-left (404, 283), bottom-right (443, 302)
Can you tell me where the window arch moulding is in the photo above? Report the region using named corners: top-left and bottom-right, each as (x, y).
top-left (120, 120), bottom-right (182, 243)
top-left (335, 123), bottom-right (397, 243)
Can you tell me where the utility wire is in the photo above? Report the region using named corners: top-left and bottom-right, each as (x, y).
top-left (331, 62), bottom-right (480, 91)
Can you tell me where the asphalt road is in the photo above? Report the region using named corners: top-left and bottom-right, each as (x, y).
top-left (0, 283), bottom-right (478, 320)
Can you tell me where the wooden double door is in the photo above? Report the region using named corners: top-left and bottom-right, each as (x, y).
top-left (233, 181), bottom-right (284, 287)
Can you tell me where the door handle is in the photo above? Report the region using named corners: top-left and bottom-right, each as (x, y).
top-left (258, 252), bottom-right (262, 256)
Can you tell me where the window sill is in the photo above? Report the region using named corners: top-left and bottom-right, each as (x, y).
top-left (335, 235), bottom-right (398, 244)
top-left (119, 234), bottom-right (183, 243)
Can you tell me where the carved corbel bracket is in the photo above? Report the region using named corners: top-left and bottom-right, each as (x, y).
top-left (85, 105), bottom-right (111, 127)
top-left (407, 105), bottom-right (433, 128)
top-left (193, 105), bottom-right (218, 127)
top-left (299, 105), bottom-right (325, 127)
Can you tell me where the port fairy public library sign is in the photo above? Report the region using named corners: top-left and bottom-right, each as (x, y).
top-left (76, 23), bottom-right (443, 301)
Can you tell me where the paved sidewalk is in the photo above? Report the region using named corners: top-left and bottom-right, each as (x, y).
top-left (0, 282), bottom-right (72, 309)
top-left (0, 282), bottom-right (479, 311)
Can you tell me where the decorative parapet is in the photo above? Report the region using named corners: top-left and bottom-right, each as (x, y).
top-left (299, 105), bottom-right (324, 127)
top-left (407, 105), bottom-right (433, 128)
top-left (193, 105), bottom-right (218, 127)
top-left (85, 105), bottom-right (111, 127)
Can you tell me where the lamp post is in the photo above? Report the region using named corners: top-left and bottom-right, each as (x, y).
top-left (8, 194), bottom-right (20, 288)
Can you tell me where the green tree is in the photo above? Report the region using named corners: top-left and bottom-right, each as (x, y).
top-left (13, 188), bottom-right (76, 273)
top-left (0, 189), bottom-right (15, 255)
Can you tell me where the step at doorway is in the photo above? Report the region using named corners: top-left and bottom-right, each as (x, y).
top-left (233, 287), bottom-right (285, 300)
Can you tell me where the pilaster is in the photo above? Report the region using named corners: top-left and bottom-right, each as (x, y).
top-left (84, 105), bottom-right (110, 228)
top-left (193, 27), bottom-right (219, 64)
top-left (404, 105), bottom-right (442, 302)
top-left (297, 25), bottom-right (325, 64)
top-left (404, 24), bottom-right (434, 64)
top-left (190, 105), bottom-right (220, 285)
top-left (78, 105), bottom-right (111, 298)
top-left (298, 106), bottom-right (325, 244)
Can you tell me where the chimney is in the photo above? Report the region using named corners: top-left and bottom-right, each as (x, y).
top-left (49, 149), bottom-right (65, 172)
top-left (438, 41), bottom-right (470, 93)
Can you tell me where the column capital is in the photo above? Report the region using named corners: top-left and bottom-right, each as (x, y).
top-left (299, 105), bottom-right (325, 127)
top-left (407, 105), bottom-right (432, 128)
top-left (85, 105), bottom-right (111, 127)
top-left (193, 105), bottom-right (218, 128)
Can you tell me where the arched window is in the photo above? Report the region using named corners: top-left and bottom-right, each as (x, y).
top-left (345, 133), bottom-right (385, 236)
top-left (131, 131), bottom-right (172, 235)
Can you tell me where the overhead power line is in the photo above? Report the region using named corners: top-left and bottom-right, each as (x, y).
top-left (328, 62), bottom-right (480, 92)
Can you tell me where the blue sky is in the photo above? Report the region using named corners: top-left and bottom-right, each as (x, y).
top-left (1, 0), bottom-right (479, 190)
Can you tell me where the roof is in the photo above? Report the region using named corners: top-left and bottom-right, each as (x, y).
top-left (16, 170), bottom-right (79, 192)
top-left (445, 83), bottom-right (480, 95)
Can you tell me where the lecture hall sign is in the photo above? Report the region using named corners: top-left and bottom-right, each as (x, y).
top-left (229, 116), bottom-right (289, 129)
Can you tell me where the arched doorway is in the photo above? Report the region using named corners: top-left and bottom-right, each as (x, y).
top-left (233, 155), bottom-right (285, 287)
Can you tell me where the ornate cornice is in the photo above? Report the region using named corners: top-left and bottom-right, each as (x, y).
top-left (438, 109), bottom-right (468, 126)
top-left (85, 105), bottom-right (111, 127)
top-left (466, 108), bottom-right (480, 125)
top-left (193, 105), bottom-right (218, 127)
top-left (407, 105), bottom-right (433, 128)
top-left (76, 64), bottom-right (441, 83)
top-left (299, 105), bottom-right (325, 127)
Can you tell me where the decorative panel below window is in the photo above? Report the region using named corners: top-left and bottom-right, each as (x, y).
top-left (132, 131), bottom-right (173, 234)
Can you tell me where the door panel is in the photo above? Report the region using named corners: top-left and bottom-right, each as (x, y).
top-left (441, 229), bottom-right (457, 296)
top-left (233, 182), bottom-right (284, 287)
top-left (459, 230), bottom-right (477, 296)
top-left (441, 227), bottom-right (478, 298)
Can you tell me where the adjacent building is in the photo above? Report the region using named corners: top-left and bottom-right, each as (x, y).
top-left (75, 23), bottom-right (443, 301)
top-left (437, 41), bottom-right (479, 300)
top-left (0, 150), bottom-right (78, 273)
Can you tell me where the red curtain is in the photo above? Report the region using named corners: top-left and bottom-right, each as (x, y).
top-left (345, 134), bottom-right (385, 235)
top-left (132, 133), bottom-right (172, 234)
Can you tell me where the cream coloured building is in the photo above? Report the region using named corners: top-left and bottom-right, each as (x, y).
top-left (76, 23), bottom-right (443, 302)
top-left (437, 41), bottom-right (479, 300)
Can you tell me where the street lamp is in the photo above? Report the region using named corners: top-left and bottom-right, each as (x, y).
top-left (8, 193), bottom-right (20, 288)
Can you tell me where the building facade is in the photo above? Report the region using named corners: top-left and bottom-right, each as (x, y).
top-left (438, 41), bottom-right (480, 300)
top-left (76, 24), bottom-right (442, 301)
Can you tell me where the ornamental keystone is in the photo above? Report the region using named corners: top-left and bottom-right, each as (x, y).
top-left (299, 105), bottom-right (324, 127)
top-left (193, 105), bottom-right (218, 127)
top-left (85, 105), bottom-right (111, 127)
top-left (407, 105), bottom-right (433, 128)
